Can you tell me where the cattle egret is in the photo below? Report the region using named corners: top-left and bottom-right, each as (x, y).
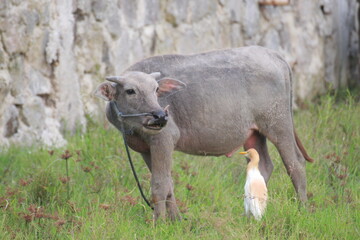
top-left (240, 148), bottom-right (268, 220)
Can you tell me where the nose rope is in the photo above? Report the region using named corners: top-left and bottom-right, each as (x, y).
top-left (110, 101), bottom-right (153, 118)
top-left (110, 101), bottom-right (154, 210)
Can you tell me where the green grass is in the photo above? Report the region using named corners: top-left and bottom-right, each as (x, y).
top-left (1, 90), bottom-right (359, 239)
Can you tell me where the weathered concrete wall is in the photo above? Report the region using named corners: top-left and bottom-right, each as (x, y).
top-left (0, 0), bottom-right (358, 147)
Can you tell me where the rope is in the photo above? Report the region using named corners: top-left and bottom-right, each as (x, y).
top-left (110, 101), bottom-right (154, 210)
top-left (120, 124), bottom-right (154, 210)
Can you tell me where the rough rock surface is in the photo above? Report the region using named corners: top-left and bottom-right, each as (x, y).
top-left (0, 0), bottom-right (358, 147)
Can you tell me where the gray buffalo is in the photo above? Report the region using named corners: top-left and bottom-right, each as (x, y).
top-left (95, 46), bottom-right (313, 221)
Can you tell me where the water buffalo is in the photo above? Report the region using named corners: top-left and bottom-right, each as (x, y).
top-left (95, 46), bottom-right (313, 221)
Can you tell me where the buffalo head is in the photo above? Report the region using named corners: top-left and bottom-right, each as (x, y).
top-left (94, 71), bottom-right (186, 134)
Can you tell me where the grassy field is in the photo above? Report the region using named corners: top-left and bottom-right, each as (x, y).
top-left (0, 91), bottom-right (359, 239)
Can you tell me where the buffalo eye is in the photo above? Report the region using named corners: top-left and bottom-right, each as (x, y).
top-left (156, 87), bottom-right (159, 93)
top-left (125, 89), bottom-right (136, 95)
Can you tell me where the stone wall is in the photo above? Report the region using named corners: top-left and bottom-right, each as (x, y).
top-left (0, 0), bottom-right (358, 147)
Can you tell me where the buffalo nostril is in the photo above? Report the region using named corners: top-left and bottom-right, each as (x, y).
top-left (152, 110), bottom-right (167, 120)
top-left (151, 110), bottom-right (168, 126)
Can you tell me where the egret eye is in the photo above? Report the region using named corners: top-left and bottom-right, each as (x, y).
top-left (125, 89), bottom-right (136, 95)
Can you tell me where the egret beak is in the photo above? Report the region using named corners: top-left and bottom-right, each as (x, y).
top-left (239, 151), bottom-right (250, 163)
top-left (239, 151), bottom-right (249, 160)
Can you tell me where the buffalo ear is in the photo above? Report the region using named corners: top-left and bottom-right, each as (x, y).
top-left (157, 78), bottom-right (186, 98)
top-left (94, 82), bottom-right (117, 101)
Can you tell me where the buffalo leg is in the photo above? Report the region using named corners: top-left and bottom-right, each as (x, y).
top-left (260, 119), bottom-right (307, 202)
top-left (150, 141), bottom-right (180, 221)
top-left (244, 131), bottom-right (273, 183)
top-left (141, 152), bottom-right (152, 171)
